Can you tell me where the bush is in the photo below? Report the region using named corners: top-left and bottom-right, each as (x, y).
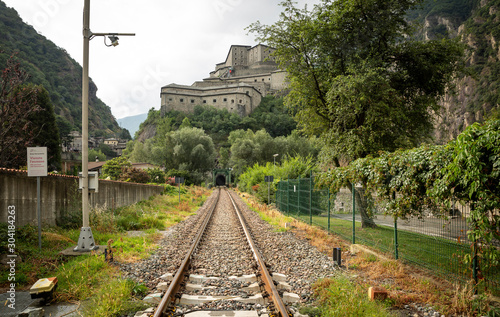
top-left (119, 167), bottom-right (150, 183)
top-left (146, 168), bottom-right (165, 184)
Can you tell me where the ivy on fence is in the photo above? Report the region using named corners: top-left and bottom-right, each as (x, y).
top-left (317, 120), bottom-right (500, 272)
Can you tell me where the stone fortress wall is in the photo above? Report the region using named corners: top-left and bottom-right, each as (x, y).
top-left (160, 44), bottom-right (287, 117)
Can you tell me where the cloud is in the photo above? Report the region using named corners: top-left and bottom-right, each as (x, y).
top-left (3, 0), bottom-right (319, 119)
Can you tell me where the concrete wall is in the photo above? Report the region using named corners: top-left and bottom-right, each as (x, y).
top-left (0, 168), bottom-right (164, 227)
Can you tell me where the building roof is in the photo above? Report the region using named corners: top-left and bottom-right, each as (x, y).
top-left (88, 161), bottom-right (106, 170)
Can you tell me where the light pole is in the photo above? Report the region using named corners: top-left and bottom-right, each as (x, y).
top-left (273, 153), bottom-right (279, 167)
top-left (75, 0), bottom-right (135, 252)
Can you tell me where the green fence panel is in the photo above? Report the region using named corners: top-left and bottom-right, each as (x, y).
top-left (273, 176), bottom-right (500, 296)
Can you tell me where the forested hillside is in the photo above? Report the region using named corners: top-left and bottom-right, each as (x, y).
top-left (0, 1), bottom-right (123, 138)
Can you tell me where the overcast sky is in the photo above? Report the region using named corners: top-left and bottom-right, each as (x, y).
top-left (3, 0), bottom-right (319, 119)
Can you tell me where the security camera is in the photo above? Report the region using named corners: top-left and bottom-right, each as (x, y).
top-left (108, 35), bottom-right (119, 46)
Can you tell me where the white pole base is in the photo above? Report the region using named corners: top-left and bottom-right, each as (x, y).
top-left (73, 227), bottom-right (99, 252)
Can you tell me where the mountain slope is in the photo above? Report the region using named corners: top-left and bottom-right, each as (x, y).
top-left (0, 1), bottom-right (123, 137)
top-left (409, 0), bottom-right (500, 142)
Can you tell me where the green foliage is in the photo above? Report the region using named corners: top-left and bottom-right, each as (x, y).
top-left (166, 169), bottom-right (196, 186)
top-left (434, 120), bottom-right (500, 269)
top-left (238, 155), bottom-right (317, 203)
top-left (97, 143), bottom-right (118, 159)
top-left (317, 120), bottom-right (500, 272)
top-left (82, 278), bottom-right (148, 317)
top-left (119, 167), bottom-right (150, 184)
top-left (88, 149), bottom-right (106, 162)
top-left (162, 96), bottom-right (296, 139)
top-left (125, 111), bottom-right (174, 166)
top-left (102, 156), bottom-right (132, 180)
top-left (29, 84), bottom-right (62, 170)
top-left (311, 277), bottom-right (394, 316)
top-left (146, 167), bottom-right (165, 184)
top-left (249, 0), bottom-right (465, 164)
top-left (0, 54), bottom-right (41, 168)
top-left (228, 129), bottom-right (320, 177)
top-left (407, 0), bottom-right (474, 28)
top-left (164, 127), bottom-right (216, 182)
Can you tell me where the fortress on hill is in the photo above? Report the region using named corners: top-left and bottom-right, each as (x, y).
top-left (160, 44), bottom-right (287, 117)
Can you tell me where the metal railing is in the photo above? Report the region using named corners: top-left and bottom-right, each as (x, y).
top-left (276, 175), bottom-right (499, 296)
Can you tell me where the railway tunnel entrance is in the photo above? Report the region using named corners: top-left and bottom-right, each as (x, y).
top-left (212, 168), bottom-right (232, 187)
top-left (215, 174), bottom-right (226, 186)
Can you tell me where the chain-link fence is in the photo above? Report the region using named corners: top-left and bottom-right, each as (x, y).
top-left (276, 176), bottom-right (499, 296)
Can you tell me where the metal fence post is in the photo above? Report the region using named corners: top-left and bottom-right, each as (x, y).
top-left (352, 183), bottom-right (356, 244)
top-left (287, 177), bottom-right (290, 216)
top-left (327, 187), bottom-right (331, 232)
top-left (309, 171), bottom-right (313, 225)
top-left (277, 182), bottom-right (280, 210)
top-left (297, 176), bottom-right (301, 218)
top-left (394, 217), bottom-right (399, 260)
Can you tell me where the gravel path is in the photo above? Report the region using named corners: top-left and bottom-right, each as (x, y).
top-left (122, 188), bottom-right (337, 316)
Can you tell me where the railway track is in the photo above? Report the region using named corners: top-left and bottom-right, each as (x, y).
top-left (152, 187), bottom-right (292, 317)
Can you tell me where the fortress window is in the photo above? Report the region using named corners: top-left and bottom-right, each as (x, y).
top-left (262, 79), bottom-right (265, 81)
top-left (231, 100), bottom-right (235, 103)
top-left (239, 100), bottom-right (242, 103)
top-left (246, 91), bottom-right (249, 95)
top-left (254, 79), bottom-right (257, 82)
top-left (180, 98), bottom-right (184, 102)
top-left (191, 99), bottom-right (195, 104)
top-left (213, 99), bottom-right (217, 103)
top-left (168, 98), bottom-right (173, 101)
top-left (203, 100), bottom-right (207, 104)
top-left (223, 98), bottom-right (227, 102)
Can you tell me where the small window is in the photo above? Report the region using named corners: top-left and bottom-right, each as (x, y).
top-left (223, 98), bottom-right (227, 102)
top-left (168, 98), bottom-right (173, 101)
top-left (191, 99), bottom-right (195, 104)
top-left (246, 91), bottom-right (249, 95)
top-left (262, 78), bottom-right (265, 81)
top-left (254, 79), bottom-right (257, 82)
top-left (213, 99), bottom-right (217, 103)
top-left (239, 99), bottom-right (242, 103)
top-left (180, 98), bottom-right (184, 102)
top-left (203, 100), bottom-right (207, 104)
top-left (231, 100), bottom-right (235, 103)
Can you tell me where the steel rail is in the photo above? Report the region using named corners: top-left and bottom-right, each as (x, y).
top-left (227, 190), bottom-right (291, 317)
top-left (153, 188), bottom-right (221, 317)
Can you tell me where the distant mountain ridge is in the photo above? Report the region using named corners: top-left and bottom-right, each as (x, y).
top-left (0, 0), bottom-right (123, 137)
top-left (117, 113), bottom-right (148, 138)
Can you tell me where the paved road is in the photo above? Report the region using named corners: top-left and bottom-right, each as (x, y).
top-left (332, 213), bottom-right (470, 244)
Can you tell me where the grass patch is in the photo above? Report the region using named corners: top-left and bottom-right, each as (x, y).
top-left (0, 186), bottom-right (211, 316)
top-left (296, 213), bottom-right (500, 295)
top-left (305, 276), bottom-right (396, 317)
top-left (237, 191), bottom-right (295, 232)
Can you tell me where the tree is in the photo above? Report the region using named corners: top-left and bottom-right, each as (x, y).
top-left (88, 149), bottom-right (106, 162)
top-left (29, 85), bottom-right (61, 171)
top-left (249, 0), bottom-right (464, 227)
top-left (119, 128), bottom-right (132, 140)
top-left (97, 143), bottom-right (118, 159)
top-left (164, 127), bottom-right (216, 183)
top-left (0, 54), bottom-right (40, 168)
top-left (102, 156), bottom-right (131, 180)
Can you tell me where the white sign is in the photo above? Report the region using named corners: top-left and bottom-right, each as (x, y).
top-left (27, 147), bottom-right (47, 177)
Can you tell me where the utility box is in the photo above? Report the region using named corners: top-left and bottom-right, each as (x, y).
top-left (30, 277), bottom-right (58, 300)
top-left (79, 171), bottom-right (99, 193)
